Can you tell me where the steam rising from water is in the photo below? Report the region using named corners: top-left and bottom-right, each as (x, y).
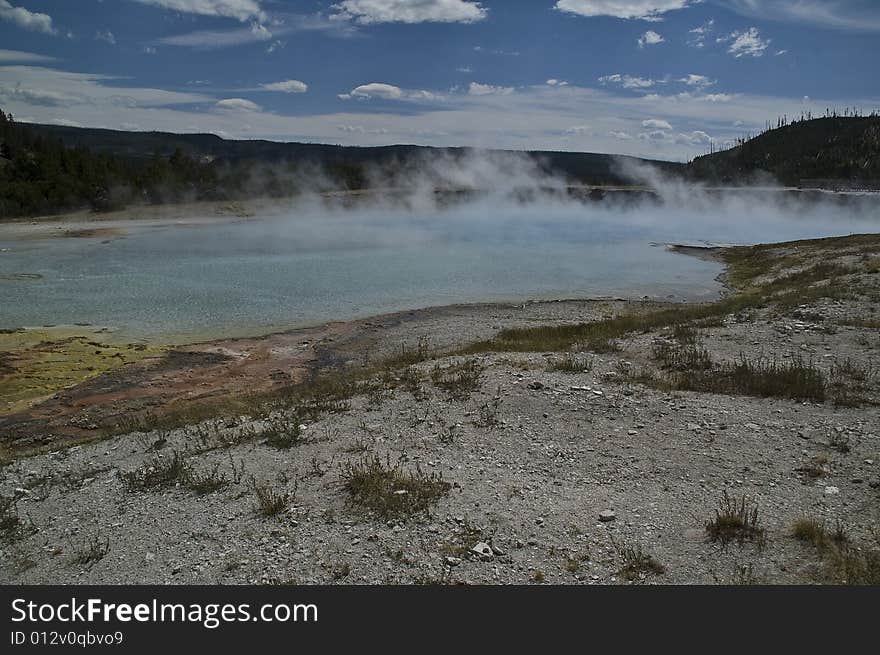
top-left (1, 151), bottom-right (878, 339)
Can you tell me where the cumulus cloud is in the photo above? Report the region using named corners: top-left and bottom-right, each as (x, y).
top-left (546, 79), bottom-right (569, 86)
top-left (339, 82), bottom-right (440, 102)
top-left (642, 118), bottom-right (672, 129)
top-left (598, 73), bottom-right (656, 89)
top-left (638, 30), bottom-right (664, 47)
top-left (555, 0), bottom-right (696, 21)
top-left (260, 79), bottom-right (308, 93)
top-left (331, 0), bottom-right (487, 24)
top-left (678, 74), bottom-right (714, 87)
top-left (468, 82), bottom-right (514, 96)
top-left (132, 0), bottom-right (265, 22)
top-left (719, 27), bottom-right (770, 57)
top-left (214, 97), bottom-right (262, 112)
top-left (0, 0), bottom-right (56, 35)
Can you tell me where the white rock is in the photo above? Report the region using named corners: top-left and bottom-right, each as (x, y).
top-left (824, 486), bottom-right (840, 495)
top-left (598, 509), bottom-right (616, 522)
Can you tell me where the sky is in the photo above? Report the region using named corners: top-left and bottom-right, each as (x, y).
top-left (1, 1), bottom-right (879, 161)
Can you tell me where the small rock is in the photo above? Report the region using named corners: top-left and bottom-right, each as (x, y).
top-left (824, 486), bottom-right (840, 495)
top-left (444, 556), bottom-right (462, 567)
top-left (598, 510), bottom-right (616, 522)
top-left (471, 542), bottom-right (494, 560)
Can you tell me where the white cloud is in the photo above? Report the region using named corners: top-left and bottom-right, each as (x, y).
top-left (132, 0), bottom-right (265, 22)
top-left (468, 82), bottom-right (514, 96)
top-left (598, 73), bottom-right (656, 89)
top-left (143, 46), bottom-right (158, 54)
top-left (722, 0), bottom-right (880, 33)
top-left (546, 79), bottom-right (569, 86)
top-left (555, 0), bottom-right (695, 21)
top-left (159, 22), bottom-right (273, 48)
top-left (719, 27), bottom-right (770, 57)
top-left (775, 49), bottom-right (788, 56)
top-left (214, 98), bottom-right (262, 112)
top-left (0, 49), bottom-right (56, 63)
top-left (347, 83), bottom-right (403, 100)
top-left (642, 118), bottom-right (672, 129)
top-left (0, 65), bottom-right (209, 109)
top-left (6, 60), bottom-right (879, 161)
top-left (0, 0), bottom-right (56, 35)
top-left (95, 31), bottom-right (117, 45)
top-left (687, 18), bottom-right (714, 47)
top-left (331, 0), bottom-right (487, 24)
top-left (678, 74), bottom-right (714, 87)
top-left (260, 79), bottom-right (308, 93)
top-left (339, 83), bottom-right (441, 102)
top-left (638, 30), bottom-right (664, 47)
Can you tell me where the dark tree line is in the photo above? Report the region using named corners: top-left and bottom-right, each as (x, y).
top-left (688, 115), bottom-right (880, 186)
top-left (0, 108), bottom-right (375, 219)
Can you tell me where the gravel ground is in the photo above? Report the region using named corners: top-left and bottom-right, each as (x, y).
top-left (2, 243), bottom-right (879, 585)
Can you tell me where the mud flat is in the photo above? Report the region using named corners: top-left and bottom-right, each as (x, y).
top-left (1, 234), bottom-right (879, 585)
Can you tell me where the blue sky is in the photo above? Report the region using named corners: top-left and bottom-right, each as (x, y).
top-left (1, 1), bottom-right (879, 160)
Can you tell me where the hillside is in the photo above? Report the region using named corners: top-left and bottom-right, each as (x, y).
top-left (687, 116), bottom-right (880, 186)
top-left (0, 111), bottom-right (677, 219)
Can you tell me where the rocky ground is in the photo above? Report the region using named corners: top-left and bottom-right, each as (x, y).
top-left (1, 234), bottom-right (878, 585)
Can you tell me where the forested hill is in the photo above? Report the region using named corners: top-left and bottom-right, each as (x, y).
top-left (0, 109), bottom-right (675, 219)
top-left (687, 115), bottom-right (880, 186)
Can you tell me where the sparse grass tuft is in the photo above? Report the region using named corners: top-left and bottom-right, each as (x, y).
top-left (672, 355), bottom-right (826, 402)
top-left (340, 454), bottom-right (451, 520)
top-left (796, 454), bottom-right (831, 479)
top-left (257, 414), bottom-right (307, 449)
top-left (72, 534), bottom-right (110, 567)
top-left (120, 450), bottom-right (190, 491)
top-left (431, 359), bottom-right (484, 400)
top-left (1, 495), bottom-right (33, 544)
top-left (185, 462), bottom-right (230, 495)
top-left (705, 491), bottom-right (765, 548)
top-left (251, 478), bottom-right (290, 517)
top-left (614, 541), bottom-right (666, 581)
top-left (546, 353), bottom-right (594, 373)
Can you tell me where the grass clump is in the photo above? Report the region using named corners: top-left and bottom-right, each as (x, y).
top-left (705, 491), bottom-right (766, 548)
top-left (430, 359), bottom-right (484, 400)
top-left (614, 541), bottom-right (666, 581)
top-left (251, 478), bottom-right (290, 517)
top-left (673, 355), bottom-right (826, 402)
top-left (546, 353), bottom-right (594, 373)
top-left (257, 414), bottom-right (307, 449)
top-left (791, 517), bottom-right (879, 584)
top-left (72, 534), bottom-right (111, 567)
top-left (185, 462), bottom-right (230, 495)
top-left (120, 450), bottom-right (190, 491)
top-left (1, 495), bottom-right (34, 543)
top-left (341, 454), bottom-right (451, 520)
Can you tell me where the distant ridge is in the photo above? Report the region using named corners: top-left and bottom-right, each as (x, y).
top-left (687, 116), bottom-right (880, 186)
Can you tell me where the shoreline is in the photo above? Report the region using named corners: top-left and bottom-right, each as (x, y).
top-left (0, 232), bottom-right (878, 585)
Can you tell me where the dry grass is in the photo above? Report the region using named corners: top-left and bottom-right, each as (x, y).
top-left (705, 491), bottom-right (766, 548)
top-left (430, 359), bottom-right (484, 400)
top-left (340, 454), bottom-right (451, 520)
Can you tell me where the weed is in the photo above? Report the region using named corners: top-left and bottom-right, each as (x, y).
top-left (705, 491), bottom-right (766, 548)
top-left (0, 495), bottom-right (33, 543)
top-left (532, 569), bottom-right (546, 583)
top-left (431, 360), bottom-right (484, 400)
top-left (796, 454), bottom-right (831, 479)
top-left (72, 534), bottom-right (110, 567)
top-left (613, 539), bottom-right (665, 581)
top-left (475, 389), bottom-right (503, 429)
top-left (257, 414), bottom-right (307, 449)
top-left (185, 462), bottom-right (229, 495)
top-left (251, 478), bottom-right (291, 517)
top-left (120, 450), bottom-right (190, 491)
top-left (546, 353), bottom-right (594, 373)
top-left (340, 454), bottom-right (451, 520)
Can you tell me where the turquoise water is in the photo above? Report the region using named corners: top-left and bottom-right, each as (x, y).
top-left (0, 199), bottom-right (873, 342)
